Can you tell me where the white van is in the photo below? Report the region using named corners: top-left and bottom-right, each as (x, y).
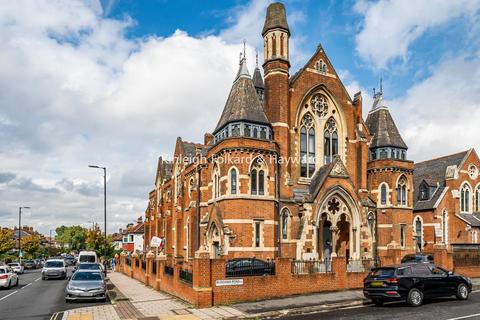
top-left (77, 251), bottom-right (98, 264)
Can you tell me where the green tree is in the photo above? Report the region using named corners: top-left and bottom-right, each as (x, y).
top-left (0, 229), bottom-right (16, 254)
top-left (21, 235), bottom-right (41, 257)
top-left (86, 227), bottom-right (116, 258)
top-left (55, 225), bottom-right (87, 251)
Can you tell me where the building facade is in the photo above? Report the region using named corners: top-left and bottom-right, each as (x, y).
top-left (141, 2), bottom-right (479, 269)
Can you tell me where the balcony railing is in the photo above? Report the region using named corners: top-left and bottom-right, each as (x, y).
top-left (292, 259), bottom-right (331, 274)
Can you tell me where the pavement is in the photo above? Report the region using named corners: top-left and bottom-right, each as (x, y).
top-left (60, 272), bottom-right (480, 320)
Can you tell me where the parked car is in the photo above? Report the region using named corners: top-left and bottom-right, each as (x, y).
top-left (8, 262), bottom-right (24, 274)
top-left (225, 258), bottom-right (275, 277)
top-left (24, 260), bottom-right (36, 270)
top-left (363, 263), bottom-right (472, 307)
top-left (64, 256), bottom-right (76, 266)
top-left (0, 266), bottom-right (19, 289)
top-left (73, 263), bottom-right (102, 273)
top-left (401, 253), bottom-right (434, 264)
top-left (42, 259), bottom-right (67, 280)
top-left (65, 271), bottom-right (106, 302)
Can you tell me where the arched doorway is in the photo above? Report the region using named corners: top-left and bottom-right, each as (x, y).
top-left (317, 213), bottom-right (333, 260)
top-left (207, 223), bottom-right (221, 258)
top-left (314, 188), bottom-right (361, 260)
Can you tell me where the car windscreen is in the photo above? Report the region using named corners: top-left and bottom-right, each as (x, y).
top-left (72, 272), bottom-right (102, 281)
top-left (79, 264), bottom-right (100, 270)
top-left (79, 255), bottom-right (96, 263)
top-left (0, 268), bottom-right (6, 273)
top-left (45, 261), bottom-right (64, 268)
top-left (369, 268), bottom-right (395, 278)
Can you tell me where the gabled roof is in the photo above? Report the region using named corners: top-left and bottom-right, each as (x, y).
top-left (155, 157), bottom-right (173, 185)
top-left (307, 156), bottom-right (350, 201)
top-left (181, 140), bottom-right (208, 163)
top-left (413, 150), bottom-right (469, 211)
top-left (213, 58), bottom-right (269, 134)
top-left (365, 94), bottom-right (407, 149)
top-left (458, 213), bottom-right (480, 227)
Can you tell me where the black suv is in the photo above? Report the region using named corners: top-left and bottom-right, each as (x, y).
top-left (363, 263), bottom-right (472, 306)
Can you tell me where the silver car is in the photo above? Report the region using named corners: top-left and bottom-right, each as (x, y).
top-left (65, 271), bottom-right (106, 302)
top-left (42, 259), bottom-right (67, 280)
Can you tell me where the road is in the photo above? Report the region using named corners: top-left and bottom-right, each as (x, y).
top-left (0, 268), bottom-right (108, 320)
top-left (279, 291), bottom-right (480, 320)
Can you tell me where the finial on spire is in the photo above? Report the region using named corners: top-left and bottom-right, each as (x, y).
top-left (256, 51), bottom-right (259, 67)
top-left (243, 39), bottom-right (246, 61)
top-left (379, 77), bottom-right (383, 95)
top-left (373, 88), bottom-right (376, 97)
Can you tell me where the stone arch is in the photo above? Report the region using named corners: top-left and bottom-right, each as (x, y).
top-left (313, 186), bottom-right (362, 260)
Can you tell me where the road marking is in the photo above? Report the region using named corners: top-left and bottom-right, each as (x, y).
top-left (0, 290), bottom-right (18, 301)
top-left (21, 282), bottom-right (33, 289)
top-left (34, 277), bottom-right (41, 282)
top-left (445, 314), bottom-right (480, 320)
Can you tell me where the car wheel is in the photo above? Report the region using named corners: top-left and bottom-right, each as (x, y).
top-left (372, 298), bottom-right (384, 306)
top-left (456, 283), bottom-right (469, 300)
top-left (407, 288), bottom-right (423, 307)
top-left (15, 278), bottom-right (19, 287)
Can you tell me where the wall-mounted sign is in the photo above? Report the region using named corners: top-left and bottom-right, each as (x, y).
top-left (215, 279), bottom-right (243, 287)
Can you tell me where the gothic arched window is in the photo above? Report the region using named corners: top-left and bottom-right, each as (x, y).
top-left (461, 183), bottom-right (471, 212)
top-left (213, 165), bottom-right (220, 199)
top-left (476, 185), bottom-right (480, 212)
top-left (230, 168), bottom-right (237, 195)
top-left (396, 176), bottom-right (407, 206)
top-left (415, 217), bottom-right (423, 252)
top-left (324, 117), bottom-right (338, 164)
top-left (300, 113), bottom-right (315, 178)
top-left (310, 95), bottom-right (328, 118)
top-left (251, 158), bottom-right (266, 195)
top-left (442, 209), bottom-right (448, 244)
top-left (188, 177), bottom-right (195, 198)
top-left (281, 209), bottom-right (289, 240)
top-left (380, 184), bottom-right (387, 205)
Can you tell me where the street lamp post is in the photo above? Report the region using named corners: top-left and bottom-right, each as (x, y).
top-left (88, 165), bottom-right (107, 267)
top-left (18, 206), bottom-right (31, 264)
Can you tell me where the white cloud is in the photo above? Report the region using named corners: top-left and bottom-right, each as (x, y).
top-left (0, 0), bottom-right (258, 235)
top-left (354, 0), bottom-right (480, 69)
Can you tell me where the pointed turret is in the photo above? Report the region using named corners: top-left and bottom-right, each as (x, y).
top-left (365, 90), bottom-right (408, 161)
top-left (252, 52), bottom-right (264, 102)
top-left (213, 54), bottom-right (271, 143)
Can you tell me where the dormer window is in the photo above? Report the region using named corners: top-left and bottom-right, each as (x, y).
top-left (419, 183), bottom-right (429, 200)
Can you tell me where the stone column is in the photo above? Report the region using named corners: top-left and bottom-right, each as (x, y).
top-left (146, 251), bottom-right (154, 286)
top-left (330, 226), bottom-right (339, 257)
top-left (131, 252), bottom-right (138, 278)
top-left (155, 252), bottom-right (166, 291)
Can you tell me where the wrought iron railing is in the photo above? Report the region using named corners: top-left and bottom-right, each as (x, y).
top-left (347, 259), bottom-right (374, 273)
top-left (141, 259), bottom-right (146, 270)
top-left (135, 258), bottom-right (139, 268)
top-left (164, 265), bottom-right (174, 277)
top-left (152, 261), bottom-right (157, 275)
top-left (126, 257), bottom-right (131, 266)
top-left (179, 269), bottom-right (193, 284)
top-left (225, 259), bottom-right (275, 277)
top-left (292, 259), bottom-right (332, 274)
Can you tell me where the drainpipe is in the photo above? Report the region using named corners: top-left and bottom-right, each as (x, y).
top-left (275, 150), bottom-right (281, 258)
top-left (196, 164), bottom-right (202, 252)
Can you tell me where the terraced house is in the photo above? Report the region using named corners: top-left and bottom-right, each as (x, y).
top-left (132, 2), bottom-right (480, 306)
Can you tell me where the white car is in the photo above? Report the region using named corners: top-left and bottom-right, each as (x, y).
top-left (8, 263), bottom-right (24, 274)
top-left (0, 266), bottom-right (19, 288)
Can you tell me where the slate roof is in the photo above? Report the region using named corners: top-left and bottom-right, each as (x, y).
top-left (365, 94), bottom-right (407, 149)
top-left (214, 59), bottom-right (269, 133)
top-left (309, 161), bottom-right (335, 197)
top-left (413, 150), bottom-right (468, 211)
top-left (262, 2), bottom-right (289, 36)
top-left (252, 67), bottom-right (264, 89)
top-left (458, 213), bottom-right (480, 227)
top-left (181, 141), bottom-right (208, 163)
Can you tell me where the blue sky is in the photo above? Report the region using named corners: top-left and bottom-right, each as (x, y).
top-left (0, 0), bottom-right (479, 234)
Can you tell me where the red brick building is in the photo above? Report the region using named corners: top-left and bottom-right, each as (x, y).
top-left (139, 1), bottom-right (479, 288)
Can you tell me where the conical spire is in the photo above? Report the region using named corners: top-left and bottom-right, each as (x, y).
top-left (252, 52), bottom-right (264, 89)
top-left (262, 2), bottom-right (289, 36)
top-left (214, 52), bottom-right (269, 134)
top-left (365, 88), bottom-right (407, 150)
